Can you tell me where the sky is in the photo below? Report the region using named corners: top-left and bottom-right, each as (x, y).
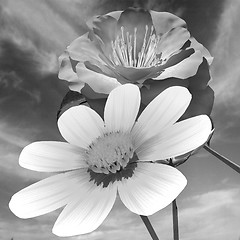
top-left (0, 0), bottom-right (240, 240)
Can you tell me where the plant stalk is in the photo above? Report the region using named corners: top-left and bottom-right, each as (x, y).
top-left (140, 215), bottom-right (159, 240)
top-left (172, 199), bottom-right (179, 240)
top-left (204, 145), bottom-right (240, 174)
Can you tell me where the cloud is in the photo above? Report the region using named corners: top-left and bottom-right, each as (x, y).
top-left (0, 70), bottom-right (42, 103)
top-left (209, 0), bottom-right (240, 142)
top-left (72, 231), bottom-right (105, 240)
top-left (147, 188), bottom-right (240, 240)
top-left (211, 0), bottom-right (240, 102)
top-left (0, 122), bottom-right (31, 151)
top-left (0, 0), bottom-right (100, 76)
top-left (0, 0), bottom-right (112, 54)
top-left (0, 2), bottom-right (56, 75)
top-left (178, 188), bottom-right (240, 240)
top-left (0, 40), bottom-right (67, 141)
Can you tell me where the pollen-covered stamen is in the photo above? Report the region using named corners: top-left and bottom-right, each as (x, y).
top-left (85, 132), bottom-right (134, 174)
top-left (110, 25), bottom-right (162, 68)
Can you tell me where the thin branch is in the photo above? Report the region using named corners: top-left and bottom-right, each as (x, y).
top-left (140, 215), bottom-right (159, 240)
top-left (204, 145), bottom-right (240, 174)
top-left (172, 199), bottom-right (179, 240)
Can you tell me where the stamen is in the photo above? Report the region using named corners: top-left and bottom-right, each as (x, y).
top-left (115, 36), bottom-right (125, 65)
top-left (120, 26), bottom-right (128, 66)
top-left (110, 25), bottom-right (162, 68)
top-left (137, 25), bottom-right (148, 68)
top-left (85, 132), bottom-right (134, 174)
top-left (133, 27), bottom-right (137, 66)
top-left (145, 25), bottom-right (155, 53)
top-left (111, 40), bottom-right (121, 65)
top-left (126, 32), bottom-right (133, 66)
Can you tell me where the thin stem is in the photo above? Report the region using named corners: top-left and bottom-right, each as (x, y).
top-left (140, 215), bottom-right (159, 240)
top-left (172, 199), bottom-right (179, 240)
top-left (204, 145), bottom-right (240, 174)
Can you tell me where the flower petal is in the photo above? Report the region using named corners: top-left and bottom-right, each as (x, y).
top-left (67, 33), bottom-right (118, 80)
top-left (117, 8), bottom-right (153, 31)
top-left (157, 27), bottom-right (191, 61)
top-left (115, 65), bottom-right (156, 82)
top-left (76, 63), bottom-right (121, 94)
top-left (67, 33), bottom-right (104, 64)
top-left (58, 105), bottom-right (104, 148)
top-left (137, 115), bottom-right (212, 160)
top-left (189, 37), bottom-right (213, 65)
top-left (104, 84), bottom-right (140, 133)
top-left (19, 141), bottom-right (87, 172)
top-left (106, 10), bottom-right (122, 20)
top-left (87, 15), bottom-right (118, 45)
top-left (154, 50), bottom-right (203, 80)
top-left (118, 162), bottom-right (186, 215)
top-left (9, 170), bottom-right (85, 218)
top-left (140, 78), bottom-right (189, 106)
top-left (117, 8), bottom-right (154, 54)
top-left (52, 183), bottom-right (117, 236)
top-left (150, 11), bottom-right (186, 35)
top-left (58, 52), bottom-right (84, 92)
top-left (133, 86), bottom-right (191, 150)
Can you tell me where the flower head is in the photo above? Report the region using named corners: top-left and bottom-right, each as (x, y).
top-left (9, 84), bottom-right (212, 237)
top-left (59, 8), bottom-right (214, 120)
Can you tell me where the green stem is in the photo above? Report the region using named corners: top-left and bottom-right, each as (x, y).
top-left (204, 145), bottom-right (240, 174)
top-left (172, 199), bottom-right (179, 240)
top-left (140, 215), bottom-right (159, 240)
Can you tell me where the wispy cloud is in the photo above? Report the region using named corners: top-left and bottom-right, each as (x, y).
top-left (178, 188), bottom-right (240, 240)
top-left (0, 123), bottom-right (32, 149)
top-left (148, 188), bottom-right (240, 240)
top-left (0, 0), bottom-right (91, 75)
top-left (211, 0), bottom-right (240, 104)
top-left (209, 0), bottom-right (240, 143)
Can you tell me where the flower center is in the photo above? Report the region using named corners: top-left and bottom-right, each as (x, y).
top-left (85, 132), bottom-right (134, 174)
top-left (110, 25), bottom-right (162, 68)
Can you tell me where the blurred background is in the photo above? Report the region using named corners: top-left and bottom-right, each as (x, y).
top-left (0, 0), bottom-right (240, 239)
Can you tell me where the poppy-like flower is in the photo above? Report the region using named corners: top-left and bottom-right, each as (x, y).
top-left (59, 8), bottom-right (214, 118)
top-left (9, 84), bottom-right (212, 237)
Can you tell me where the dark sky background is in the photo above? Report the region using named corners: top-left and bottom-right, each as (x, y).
top-left (0, 0), bottom-right (240, 240)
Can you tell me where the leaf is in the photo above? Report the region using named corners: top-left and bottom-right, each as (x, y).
top-left (180, 86), bottom-right (214, 120)
top-left (188, 58), bottom-right (211, 90)
top-left (57, 90), bottom-right (89, 120)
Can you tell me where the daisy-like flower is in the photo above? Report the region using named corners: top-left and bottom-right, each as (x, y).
top-left (9, 84), bottom-right (212, 237)
top-left (59, 8), bottom-right (214, 119)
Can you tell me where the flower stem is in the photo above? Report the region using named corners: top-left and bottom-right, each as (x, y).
top-left (204, 145), bottom-right (240, 174)
top-left (172, 199), bottom-right (179, 240)
top-left (140, 215), bottom-right (159, 240)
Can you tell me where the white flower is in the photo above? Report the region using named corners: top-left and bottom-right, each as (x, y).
top-left (9, 84), bottom-right (212, 237)
top-left (59, 8), bottom-right (213, 95)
